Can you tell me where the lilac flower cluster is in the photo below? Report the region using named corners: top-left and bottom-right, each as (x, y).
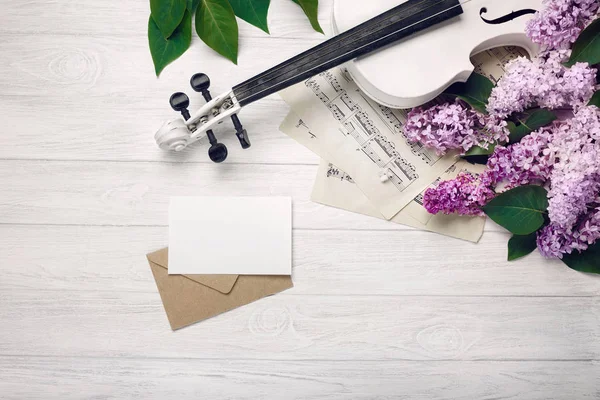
top-left (423, 107), bottom-right (600, 259)
top-left (422, 171), bottom-right (495, 216)
top-left (525, 0), bottom-right (599, 50)
top-left (487, 50), bottom-right (597, 119)
top-left (537, 107), bottom-right (600, 258)
top-left (405, 101), bottom-right (508, 155)
top-left (537, 207), bottom-right (600, 258)
top-left (422, 128), bottom-right (554, 217)
top-left (546, 107), bottom-right (600, 228)
top-left (420, 0), bottom-right (600, 262)
top-left (485, 129), bottom-right (554, 189)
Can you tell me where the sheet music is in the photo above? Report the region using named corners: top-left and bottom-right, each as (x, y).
top-left (280, 68), bottom-right (459, 220)
top-left (279, 46), bottom-right (526, 221)
top-left (311, 158), bottom-right (487, 243)
top-left (279, 112), bottom-right (437, 223)
top-left (471, 46), bottom-right (530, 83)
top-left (280, 113), bottom-right (486, 242)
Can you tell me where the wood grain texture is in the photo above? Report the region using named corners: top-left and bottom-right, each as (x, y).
top-left (0, 0), bottom-right (599, 397)
top-left (0, 159), bottom-right (512, 232)
top-left (1, 225), bottom-right (599, 296)
top-left (0, 35), bottom-right (319, 163)
top-left (1, 290), bottom-right (599, 360)
top-left (1, 357), bottom-right (598, 400)
top-left (0, 0), bottom-right (333, 38)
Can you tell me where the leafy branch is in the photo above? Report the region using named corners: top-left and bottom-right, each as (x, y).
top-left (148, 0), bottom-right (323, 76)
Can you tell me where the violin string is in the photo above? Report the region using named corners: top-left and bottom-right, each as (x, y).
top-left (234, 0), bottom-right (448, 98)
top-left (235, 0), bottom-right (473, 104)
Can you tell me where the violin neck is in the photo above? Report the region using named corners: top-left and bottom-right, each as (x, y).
top-left (232, 0), bottom-right (463, 107)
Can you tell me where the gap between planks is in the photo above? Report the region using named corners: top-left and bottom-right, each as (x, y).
top-left (1, 354), bottom-right (598, 363)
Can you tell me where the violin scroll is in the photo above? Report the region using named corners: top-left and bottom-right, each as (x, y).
top-left (155, 119), bottom-right (190, 152)
top-left (154, 73), bottom-right (245, 162)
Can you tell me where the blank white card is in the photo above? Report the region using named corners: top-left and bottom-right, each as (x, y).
top-left (168, 196), bottom-right (292, 275)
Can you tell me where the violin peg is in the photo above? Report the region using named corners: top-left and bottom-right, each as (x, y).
top-left (190, 73), bottom-right (212, 101)
top-left (236, 128), bottom-right (251, 149)
top-left (231, 114), bottom-right (251, 149)
top-left (208, 142), bottom-right (228, 163)
top-left (205, 129), bottom-right (228, 163)
top-left (169, 92), bottom-right (191, 120)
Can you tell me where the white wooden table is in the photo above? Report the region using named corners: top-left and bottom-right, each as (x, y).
top-left (1, 1), bottom-right (599, 398)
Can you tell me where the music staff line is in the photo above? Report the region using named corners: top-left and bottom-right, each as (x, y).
top-left (305, 72), bottom-right (420, 192)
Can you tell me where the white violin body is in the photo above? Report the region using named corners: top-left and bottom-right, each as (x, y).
top-left (333, 0), bottom-right (542, 108)
top-left (155, 0), bottom-right (543, 159)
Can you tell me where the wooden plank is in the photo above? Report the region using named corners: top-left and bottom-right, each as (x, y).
top-left (0, 289), bottom-right (598, 360)
top-left (0, 96), bottom-right (316, 164)
top-left (0, 34), bottom-right (321, 98)
top-left (0, 160), bottom-right (507, 232)
top-left (0, 0), bottom-right (332, 39)
top-left (0, 357), bottom-right (598, 399)
top-left (2, 225), bottom-right (597, 296)
top-left (0, 34), bottom-right (320, 164)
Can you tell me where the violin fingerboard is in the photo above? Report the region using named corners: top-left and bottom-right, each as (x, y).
top-left (233, 0), bottom-right (463, 106)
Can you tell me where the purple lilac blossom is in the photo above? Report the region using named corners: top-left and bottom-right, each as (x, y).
top-left (418, 1), bottom-right (600, 259)
top-left (425, 108), bottom-right (600, 260)
top-left (537, 207), bottom-right (600, 258)
top-left (526, 0), bottom-right (600, 50)
top-left (485, 129), bottom-right (554, 189)
top-left (422, 172), bottom-right (495, 216)
top-left (546, 106), bottom-right (600, 229)
top-left (405, 101), bottom-right (508, 155)
top-left (487, 50), bottom-right (597, 119)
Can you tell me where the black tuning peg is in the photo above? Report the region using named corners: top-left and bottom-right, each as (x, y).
top-left (190, 73), bottom-right (212, 101)
top-left (189, 74), bottom-right (228, 162)
top-left (231, 114), bottom-right (251, 149)
top-left (169, 92), bottom-right (191, 120)
top-left (207, 131), bottom-right (228, 163)
top-left (191, 73), bottom-right (251, 150)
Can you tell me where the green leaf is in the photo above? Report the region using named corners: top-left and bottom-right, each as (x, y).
top-left (461, 144), bottom-right (496, 164)
top-left (508, 109), bottom-right (557, 144)
top-left (483, 185), bottom-right (549, 235)
top-left (562, 242), bottom-right (600, 274)
top-left (588, 90), bottom-right (600, 107)
top-left (229, 0), bottom-right (271, 33)
top-left (149, 10), bottom-right (192, 76)
top-left (443, 73), bottom-right (495, 114)
top-left (150, 0), bottom-right (187, 38)
top-left (565, 17), bottom-right (600, 67)
top-left (187, 0), bottom-right (199, 12)
top-left (292, 0), bottom-right (323, 34)
top-left (196, 0), bottom-right (239, 64)
top-left (507, 232), bottom-right (538, 261)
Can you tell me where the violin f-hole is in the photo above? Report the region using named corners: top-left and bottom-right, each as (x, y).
top-left (479, 7), bottom-right (537, 25)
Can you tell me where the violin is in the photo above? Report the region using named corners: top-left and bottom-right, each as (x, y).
top-left (155, 0), bottom-right (542, 162)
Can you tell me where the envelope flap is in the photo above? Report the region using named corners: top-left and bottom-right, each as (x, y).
top-left (146, 248), bottom-right (238, 294)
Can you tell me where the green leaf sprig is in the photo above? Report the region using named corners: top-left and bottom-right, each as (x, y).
top-left (149, 10), bottom-right (192, 76)
top-left (565, 17), bottom-right (600, 67)
top-left (562, 242), bottom-right (600, 273)
top-left (483, 185), bottom-right (549, 236)
top-left (148, 0), bottom-right (324, 76)
top-left (506, 109), bottom-right (557, 144)
top-left (443, 72), bottom-right (494, 114)
top-left (507, 232), bottom-right (538, 261)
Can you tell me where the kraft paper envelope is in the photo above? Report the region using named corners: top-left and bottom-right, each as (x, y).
top-left (147, 248), bottom-right (294, 330)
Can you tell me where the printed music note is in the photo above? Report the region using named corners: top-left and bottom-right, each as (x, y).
top-left (326, 163), bottom-right (354, 182)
